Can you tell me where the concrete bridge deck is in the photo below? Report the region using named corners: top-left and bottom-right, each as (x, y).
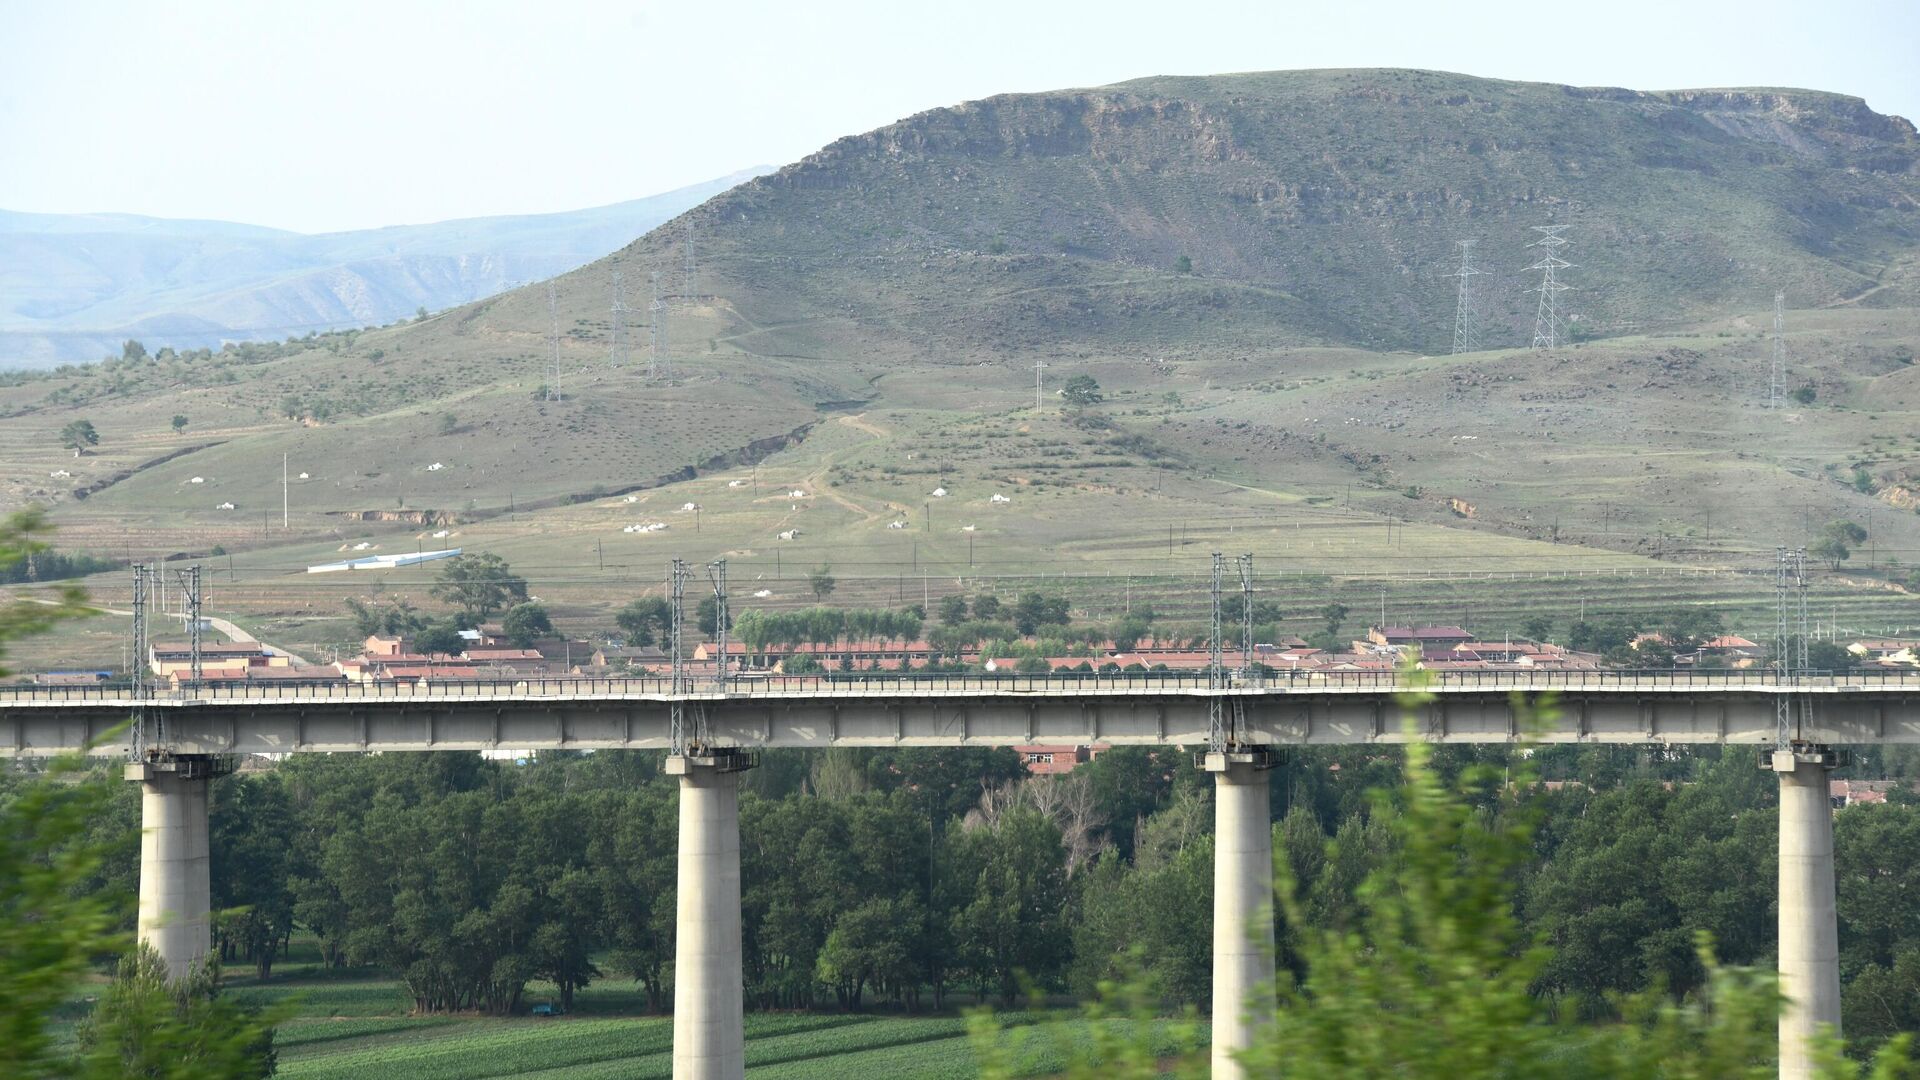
top-left (6, 670), bottom-right (1920, 757)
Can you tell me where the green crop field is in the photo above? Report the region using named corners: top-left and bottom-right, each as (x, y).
top-left (179, 943), bottom-right (1204, 1080)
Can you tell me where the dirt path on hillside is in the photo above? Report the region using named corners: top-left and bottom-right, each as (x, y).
top-left (760, 413), bottom-right (893, 537)
top-left (784, 414), bottom-right (892, 524)
top-left (836, 412), bottom-right (890, 439)
top-left (1823, 281), bottom-right (1897, 308)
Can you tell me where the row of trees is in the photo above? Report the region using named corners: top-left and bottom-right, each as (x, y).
top-left (384, 552), bottom-right (1902, 675)
top-left (15, 738), bottom-right (1920, 1055)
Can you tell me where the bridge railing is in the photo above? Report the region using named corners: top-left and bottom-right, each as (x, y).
top-left (2, 667), bottom-right (1916, 704)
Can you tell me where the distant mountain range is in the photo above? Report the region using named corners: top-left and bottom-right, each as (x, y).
top-left (0, 168), bottom-right (770, 368)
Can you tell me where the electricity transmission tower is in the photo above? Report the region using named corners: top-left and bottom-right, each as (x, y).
top-left (683, 220), bottom-right (697, 300)
top-left (1445, 239), bottom-right (1484, 354)
top-left (648, 271), bottom-right (669, 380)
top-left (1031, 360), bottom-right (1047, 413)
top-left (609, 269), bottom-right (629, 370)
top-left (1526, 225), bottom-right (1573, 349)
top-left (545, 281), bottom-right (562, 400)
top-left (1770, 292), bottom-right (1787, 409)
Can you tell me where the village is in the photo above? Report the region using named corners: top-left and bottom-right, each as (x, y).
top-left (50, 619), bottom-right (1920, 695)
top-left (29, 617), bottom-right (1919, 791)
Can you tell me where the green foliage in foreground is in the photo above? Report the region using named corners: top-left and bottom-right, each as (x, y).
top-left (0, 508), bottom-right (281, 1079)
top-left (973, 701), bottom-right (1919, 1079)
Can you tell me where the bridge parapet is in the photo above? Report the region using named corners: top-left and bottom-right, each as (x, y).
top-left (5, 674), bottom-right (1917, 757)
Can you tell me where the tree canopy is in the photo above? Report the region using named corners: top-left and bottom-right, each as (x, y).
top-left (1061, 374), bottom-right (1104, 407)
top-left (430, 553), bottom-right (528, 621)
top-left (60, 419), bottom-right (99, 451)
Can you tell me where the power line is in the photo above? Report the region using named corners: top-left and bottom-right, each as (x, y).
top-left (1031, 360), bottom-right (1047, 413)
top-left (1527, 225), bottom-right (1574, 349)
top-left (1444, 239), bottom-right (1484, 354)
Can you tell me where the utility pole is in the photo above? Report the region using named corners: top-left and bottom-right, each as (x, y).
top-left (1236, 553), bottom-right (1256, 683)
top-left (1770, 291), bottom-right (1788, 410)
top-left (707, 558), bottom-right (729, 691)
top-left (172, 565), bottom-right (202, 689)
top-left (669, 559), bottom-right (689, 752)
top-left (1445, 239), bottom-right (1484, 354)
top-left (610, 268), bottom-right (628, 370)
top-left (1775, 546), bottom-right (1812, 746)
top-left (1208, 553), bottom-right (1227, 752)
top-left (130, 565), bottom-right (150, 758)
top-left (281, 453), bottom-right (289, 530)
top-left (546, 281), bottom-right (562, 400)
top-left (1032, 360), bottom-right (1047, 413)
top-left (1527, 225), bottom-right (1573, 349)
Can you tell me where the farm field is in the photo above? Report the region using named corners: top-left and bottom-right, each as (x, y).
top-left (10, 353), bottom-right (1920, 679)
top-left (190, 944), bottom-right (1205, 1080)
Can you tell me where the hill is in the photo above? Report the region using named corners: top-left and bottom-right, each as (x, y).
top-left (0, 168), bottom-right (770, 367)
top-left (5, 68), bottom-right (1920, 670)
top-left (608, 68), bottom-right (1918, 361)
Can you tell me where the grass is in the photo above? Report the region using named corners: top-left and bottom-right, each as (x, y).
top-left (152, 938), bottom-right (1211, 1079)
top-left (189, 943), bottom-right (1175, 1080)
top-left (15, 337), bottom-right (1920, 680)
top-left (244, 983), bottom-right (1195, 1079)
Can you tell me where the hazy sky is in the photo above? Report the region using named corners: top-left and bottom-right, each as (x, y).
top-left (4, 0), bottom-right (1916, 234)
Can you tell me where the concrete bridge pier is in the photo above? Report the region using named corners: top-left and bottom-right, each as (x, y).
top-left (1206, 749), bottom-right (1277, 1079)
top-left (668, 750), bottom-right (753, 1080)
top-left (1774, 746), bottom-right (1842, 1080)
top-left (127, 756), bottom-right (223, 982)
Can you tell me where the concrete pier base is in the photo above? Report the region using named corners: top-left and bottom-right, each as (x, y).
top-left (1773, 746), bottom-right (1842, 1080)
top-left (668, 751), bottom-right (753, 1080)
top-left (1204, 749), bottom-right (1277, 1079)
top-left (127, 758), bottom-right (219, 982)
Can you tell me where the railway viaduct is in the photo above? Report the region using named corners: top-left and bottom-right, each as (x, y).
top-left (8, 670), bottom-right (1915, 1079)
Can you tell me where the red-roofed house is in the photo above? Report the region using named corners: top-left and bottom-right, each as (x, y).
top-left (1368, 625), bottom-right (1476, 650)
top-left (1012, 743), bottom-right (1113, 775)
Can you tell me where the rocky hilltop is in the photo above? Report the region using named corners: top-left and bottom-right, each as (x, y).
top-left (580, 68), bottom-right (1918, 359)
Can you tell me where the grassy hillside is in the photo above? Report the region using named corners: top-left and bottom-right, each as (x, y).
top-left (3, 69), bottom-right (1919, 670)
top-left (603, 68), bottom-right (1919, 361)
